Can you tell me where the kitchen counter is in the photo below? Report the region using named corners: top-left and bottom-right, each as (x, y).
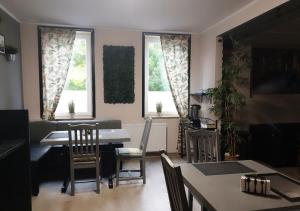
top-left (0, 139), bottom-right (25, 161)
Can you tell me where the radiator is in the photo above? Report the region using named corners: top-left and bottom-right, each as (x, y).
top-left (122, 123), bottom-right (167, 152)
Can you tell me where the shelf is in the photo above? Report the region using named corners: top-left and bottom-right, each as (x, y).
top-left (190, 92), bottom-right (208, 96)
top-left (190, 89), bottom-right (211, 102)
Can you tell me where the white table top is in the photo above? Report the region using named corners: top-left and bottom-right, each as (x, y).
top-left (40, 129), bottom-right (131, 146)
top-left (180, 160), bottom-right (300, 211)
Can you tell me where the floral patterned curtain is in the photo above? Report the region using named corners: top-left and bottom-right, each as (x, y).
top-left (40, 27), bottom-right (76, 120)
top-left (160, 34), bottom-right (190, 154)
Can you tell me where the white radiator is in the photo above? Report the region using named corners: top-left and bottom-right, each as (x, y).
top-left (122, 123), bottom-right (167, 152)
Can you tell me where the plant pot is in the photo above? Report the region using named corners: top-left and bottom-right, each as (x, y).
top-left (224, 153), bottom-right (240, 161)
top-left (69, 113), bottom-right (75, 119)
top-left (156, 112), bottom-right (161, 117)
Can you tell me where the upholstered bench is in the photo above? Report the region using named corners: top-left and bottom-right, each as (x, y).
top-left (30, 144), bottom-right (51, 196)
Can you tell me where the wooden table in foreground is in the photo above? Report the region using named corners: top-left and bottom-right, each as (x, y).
top-left (181, 160), bottom-right (300, 211)
top-left (41, 129), bottom-right (131, 192)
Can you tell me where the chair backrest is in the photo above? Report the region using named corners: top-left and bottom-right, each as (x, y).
top-left (187, 129), bottom-right (220, 163)
top-left (68, 123), bottom-right (100, 159)
top-left (160, 153), bottom-right (190, 211)
top-left (139, 117), bottom-right (152, 156)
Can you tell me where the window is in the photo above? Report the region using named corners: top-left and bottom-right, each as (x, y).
top-left (38, 27), bottom-right (95, 119)
top-left (55, 31), bottom-right (93, 118)
top-left (143, 34), bottom-right (178, 117)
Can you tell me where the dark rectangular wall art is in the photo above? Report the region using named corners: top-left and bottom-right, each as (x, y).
top-left (103, 45), bottom-right (135, 104)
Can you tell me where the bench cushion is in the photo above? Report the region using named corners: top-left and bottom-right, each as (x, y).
top-left (30, 144), bottom-right (51, 162)
top-left (55, 119), bottom-right (122, 131)
top-left (30, 121), bottom-right (57, 144)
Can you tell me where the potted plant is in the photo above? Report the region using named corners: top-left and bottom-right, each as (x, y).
top-left (156, 101), bottom-right (162, 115)
top-left (5, 45), bottom-right (18, 62)
top-left (68, 100), bottom-right (75, 118)
top-left (208, 39), bottom-right (250, 160)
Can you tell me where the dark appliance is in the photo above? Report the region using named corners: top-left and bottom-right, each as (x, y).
top-left (190, 104), bottom-right (201, 127)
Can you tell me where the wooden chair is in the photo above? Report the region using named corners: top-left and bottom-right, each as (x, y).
top-left (185, 129), bottom-right (220, 163)
top-left (115, 117), bottom-right (152, 186)
top-left (161, 153), bottom-right (193, 211)
top-left (68, 123), bottom-right (101, 195)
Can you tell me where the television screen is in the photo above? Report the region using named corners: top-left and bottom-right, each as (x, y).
top-left (252, 48), bottom-right (300, 94)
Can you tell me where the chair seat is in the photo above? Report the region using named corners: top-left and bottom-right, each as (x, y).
top-left (116, 148), bottom-right (143, 157)
top-left (73, 154), bottom-right (96, 162)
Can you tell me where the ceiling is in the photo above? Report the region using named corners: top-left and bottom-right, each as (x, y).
top-left (0, 0), bottom-right (253, 33)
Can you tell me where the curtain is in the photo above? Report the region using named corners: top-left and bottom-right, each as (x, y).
top-left (41, 27), bottom-right (76, 120)
top-left (160, 34), bottom-right (190, 154)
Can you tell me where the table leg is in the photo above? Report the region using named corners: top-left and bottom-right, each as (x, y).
top-left (108, 143), bottom-right (114, 189)
top-left (61, 179), bottom-right (69, 193)
top-left (108, 176), bottom-right (113, 189)
top-left (181, 122), bottom-right (185, 158)
top-left (61, 145), bottom-right (69, 193)
top-left (186, 130), bottom-right (192, 163)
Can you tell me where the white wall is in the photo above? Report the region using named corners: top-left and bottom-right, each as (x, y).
top-left (21, 0), bottom-right (289, 151)
top-left (20, 24), bottom-right (202, 153)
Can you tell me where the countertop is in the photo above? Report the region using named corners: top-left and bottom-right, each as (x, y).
top-left (0, 139), bottom-right (25, 161)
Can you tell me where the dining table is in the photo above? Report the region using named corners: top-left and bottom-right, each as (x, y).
top-left (180, 160), bottom-right (300, 211)
top-left (40, 129), bottom-right (131, 192)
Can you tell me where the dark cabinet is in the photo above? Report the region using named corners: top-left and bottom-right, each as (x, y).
top-left (0, 110), bottom-right (32, 211)
top-left (249, 123), bottom-right (300, 167)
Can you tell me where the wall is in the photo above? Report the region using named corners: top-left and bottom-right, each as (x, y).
top-left (197, 0), bottom-right (290, 122)
top-left (0, 8), bottom-right (23, 109)
top-left (20, 0), bottom-right (293, 152)
top-left (21, 24), bottom-right (202, 153)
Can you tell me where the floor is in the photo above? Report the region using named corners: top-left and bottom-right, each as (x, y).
top-left (32, 156), bottom-right (202, 211)
top-left (32, 156), bottom-right (300, 211)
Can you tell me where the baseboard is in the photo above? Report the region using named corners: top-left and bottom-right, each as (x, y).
top-left (146, 151), bottom-right (180, 157)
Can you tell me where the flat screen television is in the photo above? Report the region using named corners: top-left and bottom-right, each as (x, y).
top-left (251, 48), bottom-right (300, 94)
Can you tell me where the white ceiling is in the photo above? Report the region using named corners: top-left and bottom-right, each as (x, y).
top-left (0, 0), bottom-right (253, 33)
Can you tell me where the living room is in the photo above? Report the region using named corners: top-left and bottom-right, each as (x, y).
top-left (0, 0), bottom-right (299, 211)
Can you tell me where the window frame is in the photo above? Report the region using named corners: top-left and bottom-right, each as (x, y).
top-left (142, 32), bottom-right (191, 118)
top-left (38, 26), bottom-right (96, 119)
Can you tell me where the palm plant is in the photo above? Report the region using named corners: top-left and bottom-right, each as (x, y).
top-left (208, 39), bottom-right (251, 157)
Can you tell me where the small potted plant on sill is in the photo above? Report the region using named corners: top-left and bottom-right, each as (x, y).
top-left (5, 45), bottom-right (18, 62)
top-left (68, 100), bottom-right (75, 119)
top-left (156, 101), bottom-right (162, 116)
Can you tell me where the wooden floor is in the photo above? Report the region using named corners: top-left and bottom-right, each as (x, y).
top-left (32, 156), bottom-right (203, 211)
top-left (32, 156), bottom-right (300, 211)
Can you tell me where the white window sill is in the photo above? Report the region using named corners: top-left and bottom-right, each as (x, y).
top-left (145, 113), bottom-right (179, 119)
top-left (55, 115), bottom-right (94, 120)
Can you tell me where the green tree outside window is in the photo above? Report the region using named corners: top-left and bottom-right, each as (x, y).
top-left (65, 38), bottom-right (87, 91)
top-left (148, 43), bottom-right (170, 91)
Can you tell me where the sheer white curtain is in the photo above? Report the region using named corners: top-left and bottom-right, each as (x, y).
top-left (160, 34), bottom-right (190, 153)
top-left (40, 27), bottom-right (76, 120)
